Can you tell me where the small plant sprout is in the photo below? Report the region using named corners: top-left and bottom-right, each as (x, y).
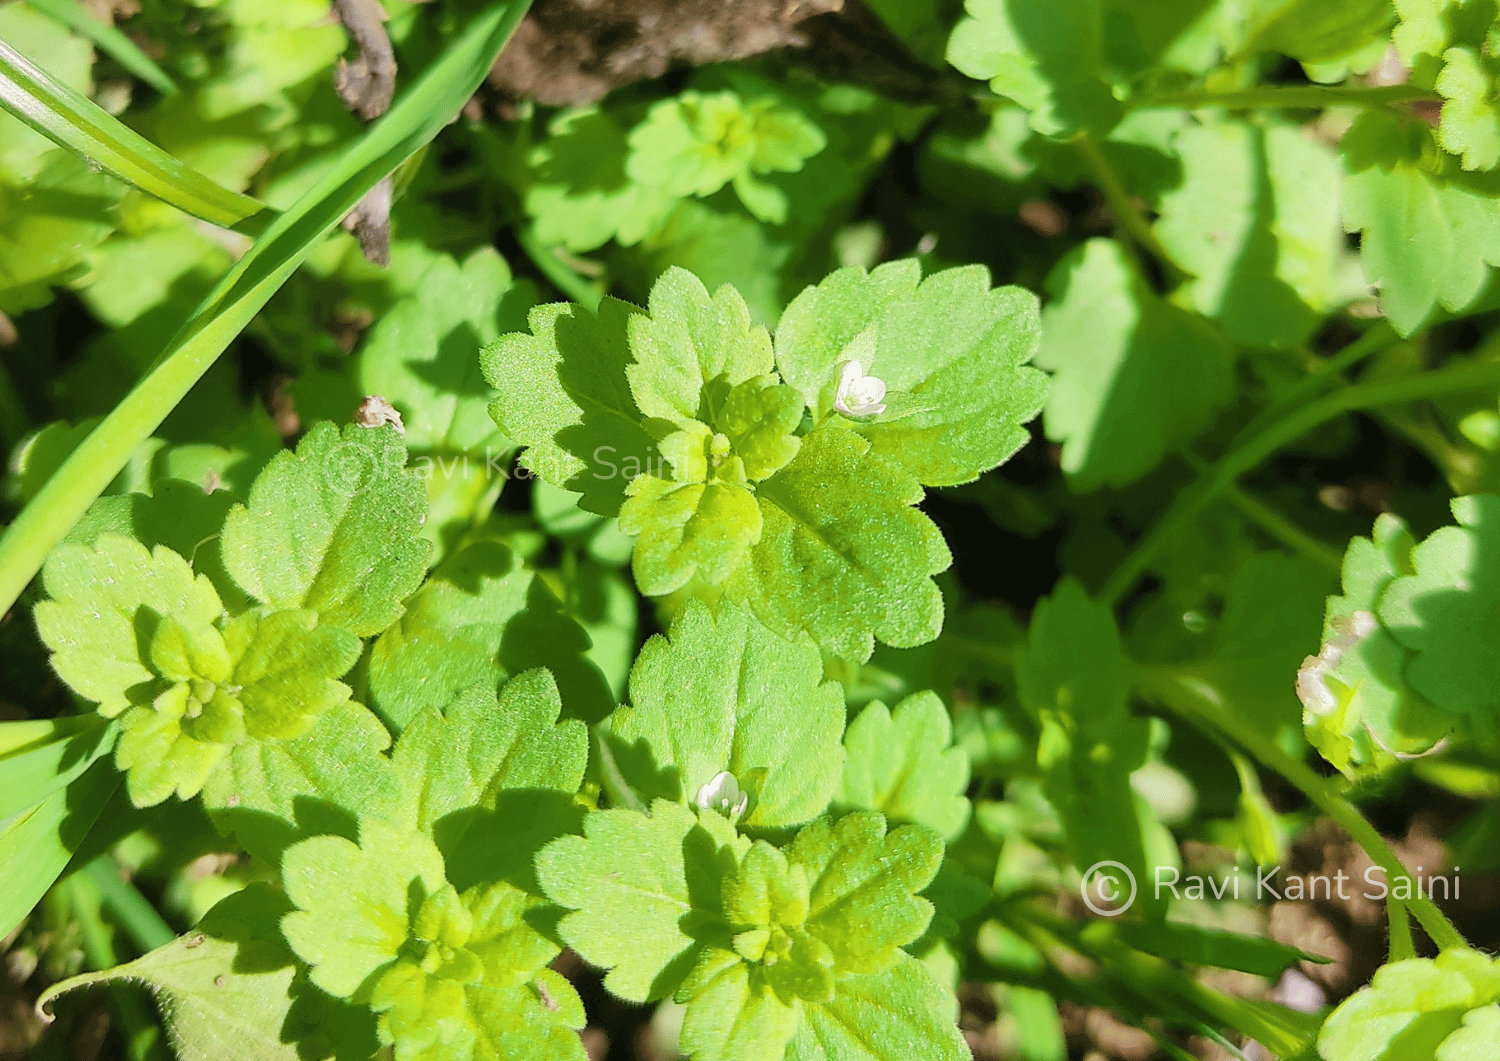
top-left (694, 770), bottom-right (749, 820)
top-left (834, 360), bottom-right (887, 418)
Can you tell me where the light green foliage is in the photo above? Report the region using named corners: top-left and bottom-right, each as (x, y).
top-left (369, 540), bottom-right (613, 729)
top-left (947, 0), bottom-right (1123, 136)
top-left (836, 693), bottom-right (971, 841)
top-left (604, 600), bottom-right (844, 828)
top-left (1154, 119), bottom-right (1350, 348)
top-left (1341, 112), bottom-right (1500, 336)
top-left (391, 673), bottom-right (588, 890)
top-left (482, 297), bottom-right (657, 516)
top-left (537, 799), bottom-right (743, 1003)
top-left (282, 817), bottom-right (586, 1061)
top-left (627, 90), bottom-right (827, 224)
top-left (488, 261), bottom-right (1043, 661)
top-left (203, 699), bottom-right (400, 864)
top-left (1180, 552), bottom-right (1334, 749)
top-left (1318, 949), bottom-right (1500, 1061)
top-left (1015, 578), bottom-right (1155, 913)
top-left (1038, 239), bottom-right (1234, 490)
top-left (356, 249), bottom-right (526, 454)
top-left (1379, 495), bottom-right (1500, 741)
top-left (525, 107), bottom-right (677, 253)
top-left (37, 885), bottom-right (371, 1061)
top-left (222, 423), bottom-right (431, 638)
top-left (36, 533), bottom-right (224, 719)
top-left (116, 608), bottom-right (360, 806)
top-left (784, 954), bottom-right (969, 1061)
top-left (773, 259), bottom-right (1047, 487)
top-left (1435, 46), bottom-right (1500, 171)
top-left (540, 802), bottom-right (959, 1061)
top-left (1388, 1), bottom-right (1500, 172)
top-left (1300, 514), bottom-right (1453, 777)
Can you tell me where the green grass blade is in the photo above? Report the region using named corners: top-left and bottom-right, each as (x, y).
top-left (0, 0), bottom-right (533, 618)
top-left (0, 757), bottom-right (119, 938)
top-left (0, 35), bottom-right (258, 226)
top-left (27, 0), bottom-right (178, 96)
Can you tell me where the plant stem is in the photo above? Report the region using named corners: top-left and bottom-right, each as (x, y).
top-left (515, 224), bottom-right (605, 311)
top-left (1132, 84), bottom-right (1441, 112)
top-left (81, 856), bottom-right (175, 953)
top-left (1102, 358), bottom-right (1500, 605)
top-left (1388, 896), bottom-right (1416, 961)
top-left (1245, 322), bottom-right (1397, 438)
top-left (1144, 671), bottom-right (1469, 952)
top-left (1074, 134), bottom-right (1189, 284)
top-left (1219, 482), bottom-right (1344, 572)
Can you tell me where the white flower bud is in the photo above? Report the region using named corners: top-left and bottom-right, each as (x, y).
top-left (693, 770), bottom-right (749, 820)
top-left (834, 360), bottom-right (887, 418)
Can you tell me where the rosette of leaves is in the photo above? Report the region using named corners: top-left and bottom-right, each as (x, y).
top-left (539, 803), bottom-right (966, 1061)
top-left (1298, 497), bottom-right (1500, 778)
top-left (33, 423), bottom-right (431, 806)
top-left (483, 261), bottom-right (1046, 661)
top-left (1318, 948), bottom-right (1500, 1061)
top-left (625, 89), bottom-right (827, 225)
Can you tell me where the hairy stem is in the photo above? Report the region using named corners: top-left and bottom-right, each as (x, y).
top-left (1102, 358), bottom-right (1500, 605)
top-left (1144, 672), bottom-right (1469, 952)
top-left (1074, 134), bottom-right (1190, 284)
top-left (1132, 84), bottom-right (1441, 112)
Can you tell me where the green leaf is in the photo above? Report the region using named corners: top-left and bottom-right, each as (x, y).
top-left (785, 954), bottom-right (968, 1061)
top-left (1015, 578), bottom-right (1155, 914)
top-left (368, 539), bottom-right (614, 729)
top-left (282, 818), bottom-right (451, 998)
top-left (0, 35), bottom-right (260, 226)
top-left (1181, 552), bottom-right (1334, 750)
top-left (679, 955), bottom-right (801, 1061)
top-left (202, 700), bottom-right (401, 865)
top-left (1318, 948), bottom-right (1500, 1061)
top-left (626, 267), bottom-right (775, 426)
top-left (356, 248), bottom-right (526, 455)
top-left (0, 714), bottom-right (115, 821)
top-left (26, 0), bottom-right (177, 97)
top-left (784, 813), bottom-right (942, 977)
top-left (283, 818), bottom-right (585, 1060)
top-left (626, 90), bottom-right (826, 223)
top-left (0, 755), bottom-right (117, 937)
top-left (35, 533), bottom-right (224, 718)
top-left (1341, 111), bottom-right (1500, 336)
top-left (391, 672), bottom-right (588, 890)
top-left (537, 800), bottom-right (745, 1003)
top-left (0, 154), bottom-right (120, 315)
top-left (222, 422), bottom-right (431, 638)
top-left (737, 419), bottom-right (952, 662)
top-left (1298, 514), bottom-right (1451, 776)
top-left (1153, 118), bottom-right (1349, 348)
top-left (1379, 495), bottom-right (1500, 735)
top-left (37, 884), bottom-right (376, 1061)
top-left (1037, 238), bottom-right (1235, 490)
top-left (0, 0), bottom-right (534, 620)
top-left (603, 599), bottom-right (845, 829)
top-left (836, 693), bottom-right (971, 842)
top-left (774, 260), bottom-right (1047, 487)
top-left (524, 107), bottom-right (676, 253)
top-left (482, 296), bottom-right (658, 516)
top-left (0, 2), bottom-right (92, 183)
top-left (947, 0), bottom-right (1123, 136)
top-left (1112, 921), bottom-right (1329, 980)
top-left (115, 608), bottom-right (360, 807)
top-left (1435, 46), bottom-right (1500, 171)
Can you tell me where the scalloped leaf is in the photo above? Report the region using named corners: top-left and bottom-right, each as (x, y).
top-left (836, 693), bottom-right (971, 841)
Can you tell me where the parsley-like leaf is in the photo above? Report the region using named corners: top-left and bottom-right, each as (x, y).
top-left (785, 954), bottom-right (968, 1061)
top-left (603, 599), bottom-right (845, 829)
top-left (836, 693), bottom-right (972, 841)
top-left (774, 260), bottom-right (1047, 487)
top-left (1318, 948), bottom-right (1500, 1061)
top-left (221, 423), bottom-right (431, 638)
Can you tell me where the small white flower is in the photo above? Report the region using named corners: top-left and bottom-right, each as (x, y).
top-left (694, 770), bottom-right (749, 820)
top-left (834, 360), bottom-right (887, 418)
